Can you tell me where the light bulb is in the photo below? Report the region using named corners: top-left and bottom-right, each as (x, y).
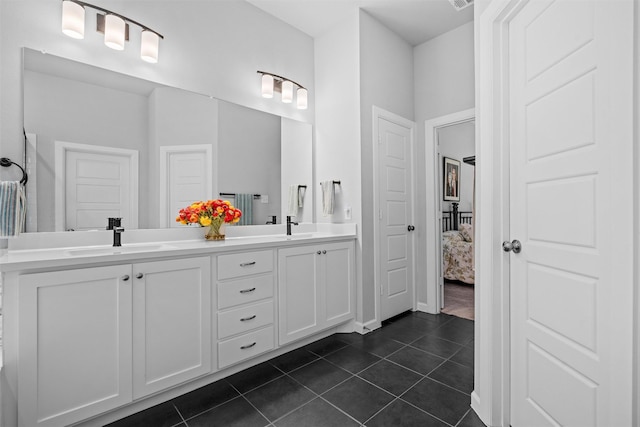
top-left (297, 88), bottom-right (308, 110)
top-left (104, 14), bottom-right (125, 50)
top-left (261, 74), bottom-right (274, 98)
top-left (141, 30), bottom-right (159, 63)
top-left (61, 0), bottom-right (85, 39)
top-left (282, 80), bottom-right (293, 103)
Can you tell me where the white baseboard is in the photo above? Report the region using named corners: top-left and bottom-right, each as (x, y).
top-left (354, 319), bottom-right (381, 334)
top-left (470, 391), bottom-right (489, 426)
top-left (416, 302), bottom-right (438, 314)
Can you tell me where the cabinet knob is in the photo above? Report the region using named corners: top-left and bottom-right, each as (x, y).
top-left (240, 342), bottom-right (257, 350)
top-left (136, 273), bottom-right (144, 279)
top-left (240, 315), bottom-right (257, 322)
top-left (322, 250), bottom-right (327, 254)
top-left (317, 251), bottom-right (321, 255)
top-left (122, 275), bottom-right (130, 281)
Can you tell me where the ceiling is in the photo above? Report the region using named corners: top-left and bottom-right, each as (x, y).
top-left (245, 0), bottom-right (474, 46)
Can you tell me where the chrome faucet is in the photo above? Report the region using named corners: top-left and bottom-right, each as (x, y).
top-left (286, 216), bottom-right (298, 236)
top-left (113, 227), bottom-right (124, 247)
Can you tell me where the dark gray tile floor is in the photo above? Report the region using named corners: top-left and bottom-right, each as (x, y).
top-left (107, 312), bottom-right (486, 427)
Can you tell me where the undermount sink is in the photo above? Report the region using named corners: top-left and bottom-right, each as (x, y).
top-left (66, 243), bottom-right (176, 257)
top-left (281, 233), bottom-right (315, 240)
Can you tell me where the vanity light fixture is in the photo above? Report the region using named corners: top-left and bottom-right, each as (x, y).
top-left (61, 0), bottom-right (164, 63)
top-left (257, 71), bottom-right (308, 110)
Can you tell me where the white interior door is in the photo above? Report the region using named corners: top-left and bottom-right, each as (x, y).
top-left (160, 145), bottom-right (213, 228)
top-left (509, 1), bottom-right (634, 426)
top-left (377, 111), bottom-right (415, 321)
top-left (56, 141), bottom-right (139, 231)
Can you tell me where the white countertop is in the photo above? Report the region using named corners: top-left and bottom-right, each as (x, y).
top-left (0, 223), bottom-right (357, 272)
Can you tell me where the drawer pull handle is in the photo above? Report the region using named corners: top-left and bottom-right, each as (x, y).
top-left (240, 261), bottom-right (256, 267)
top-left (122, 275), bottom-right (130, 281)
top-left (240, 287), bottom-right (256, 294)
top-left (240, 315), bottom-right (257, 322)
top-left (241, 342), bottom-right (257, 350)
top-left (136, 273), bottom-right (144, 279)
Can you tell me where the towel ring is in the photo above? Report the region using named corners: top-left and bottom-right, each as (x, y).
top-left (0, 157), bottom-right (28, 185)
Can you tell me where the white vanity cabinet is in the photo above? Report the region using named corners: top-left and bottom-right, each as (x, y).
top-left (16, 256), bottom-right (211, 426)
top-left (278, 241), bottom-right (355, 345)
top-left (18, 265), bottom-right (134, 427)
top-left (132, 257), bottom-right (212, 398)
top-left (216, 250), bottom-right (276, 369)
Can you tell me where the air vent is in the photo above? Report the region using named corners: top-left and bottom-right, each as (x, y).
top-left (448, 0), bottom-right (474, 11)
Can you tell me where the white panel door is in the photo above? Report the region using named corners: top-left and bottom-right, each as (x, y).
top-left (378, 116), bottom-right (415, 321)
top-left (132, 257), bottom-right (212, 398)
top-left (160, 145), bottom-right (213, 227)
top-left (509, 1), bottom-right (634, 425)
top-left (18, 265), bottom-right (133, 427)
top-left (59, 143), bottom-right (138, 231)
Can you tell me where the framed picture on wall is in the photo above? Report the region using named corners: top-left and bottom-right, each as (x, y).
top-left (443, 157), bottom-right (461, 202)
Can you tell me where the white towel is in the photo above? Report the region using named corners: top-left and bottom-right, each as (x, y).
top-left (297, 186), bottom-right (305, 208)
top-left (0, 181), bottom-right (26, 237)
top-left (287, 185), bottom-right (299, 217)
top-left (321, 180), bottom-right (335, 216)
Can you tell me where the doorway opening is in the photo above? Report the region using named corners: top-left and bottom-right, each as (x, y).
top-left (423, 108), bottom-right (475, 318)
top-left (438, 121), bottom-right (475, 320)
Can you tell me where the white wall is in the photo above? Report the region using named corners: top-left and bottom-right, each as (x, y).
top-left (218, 101), bottom-right (281, 225)
top-left (281, 118), bottom-right (313, 224)
top-left (359, 11), bottom-right (414, 323)
top-left (314, 12), bottom-right (363, 322)
top-left (414, 22), bottom-right (475, 308)
top-left (0, 0), bottom-right (314, 179)
top-left (438, 120), bottom-right (475, 213)
top-left (24, 70), bottom-right (149, 231)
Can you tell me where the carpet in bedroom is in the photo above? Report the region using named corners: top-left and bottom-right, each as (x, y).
top-left (441, 281), bottom-right (474, 320)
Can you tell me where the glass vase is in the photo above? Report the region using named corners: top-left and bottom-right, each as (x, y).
top-left (205, 221), bottom-right (227, 241)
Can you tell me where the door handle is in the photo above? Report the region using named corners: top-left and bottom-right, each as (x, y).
top-left (502, 239), bottom-right (522, 253)
top-left (407, 225), bottom-right (415, 231)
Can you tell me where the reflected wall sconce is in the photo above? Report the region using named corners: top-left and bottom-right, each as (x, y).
top-left (257, 71), bottom-right (308, 110)
top-left (61, 0), bottom-right (164, 63)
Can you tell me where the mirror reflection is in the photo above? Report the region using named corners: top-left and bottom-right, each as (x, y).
top-left (22, 48), bottom-right (312, 232)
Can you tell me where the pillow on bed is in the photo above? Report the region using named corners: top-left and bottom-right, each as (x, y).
top-left (443, 230), bottom-right (463, 242)
top-left (459, 223), bottom-right (473, 242)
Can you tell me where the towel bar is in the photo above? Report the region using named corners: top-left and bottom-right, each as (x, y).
top-left (219, 192), bottom-right (261, 199)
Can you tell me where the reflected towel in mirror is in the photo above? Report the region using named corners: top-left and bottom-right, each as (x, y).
top-left (235, 193), bottom-right (253, 226)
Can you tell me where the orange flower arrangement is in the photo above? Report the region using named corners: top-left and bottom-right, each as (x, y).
top-left (176, 200), bottom-right (242, 240)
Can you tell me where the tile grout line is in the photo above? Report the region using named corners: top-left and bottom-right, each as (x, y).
top-left (454, 408), bottom-right (474, 427)
top-left (172, 404), bottom-right (188, 425)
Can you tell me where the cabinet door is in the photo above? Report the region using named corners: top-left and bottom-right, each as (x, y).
top-left (278, 246), bottom-right (320, 345)
top-left (18, 265), bottom-right (133, 427)
top-left (321, 241), bottom-right (355, 327)
top-left (132, 257), bottom-right (212, 398)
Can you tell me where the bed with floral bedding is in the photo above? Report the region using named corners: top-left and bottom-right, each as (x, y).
top-left (442, 223), bottom-right (474, 285)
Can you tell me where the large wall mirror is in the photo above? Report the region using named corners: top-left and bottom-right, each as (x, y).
top-left (22, 48), bottom-right (313, 232)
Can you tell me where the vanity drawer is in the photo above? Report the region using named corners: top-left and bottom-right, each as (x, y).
top-left (217, 274), bottom-right (273, 309)
top-left (218, 326), bottom-right (275, 369)
top-left (218, 300), bottom-right (274, 339)
top-left (217, 250), bottom-right (273, 280)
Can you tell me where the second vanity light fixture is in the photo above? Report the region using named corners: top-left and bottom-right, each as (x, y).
top-left (61, 0), bottom-right (164, 63)
top-left (258, 71), bottom-right (308, 110)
